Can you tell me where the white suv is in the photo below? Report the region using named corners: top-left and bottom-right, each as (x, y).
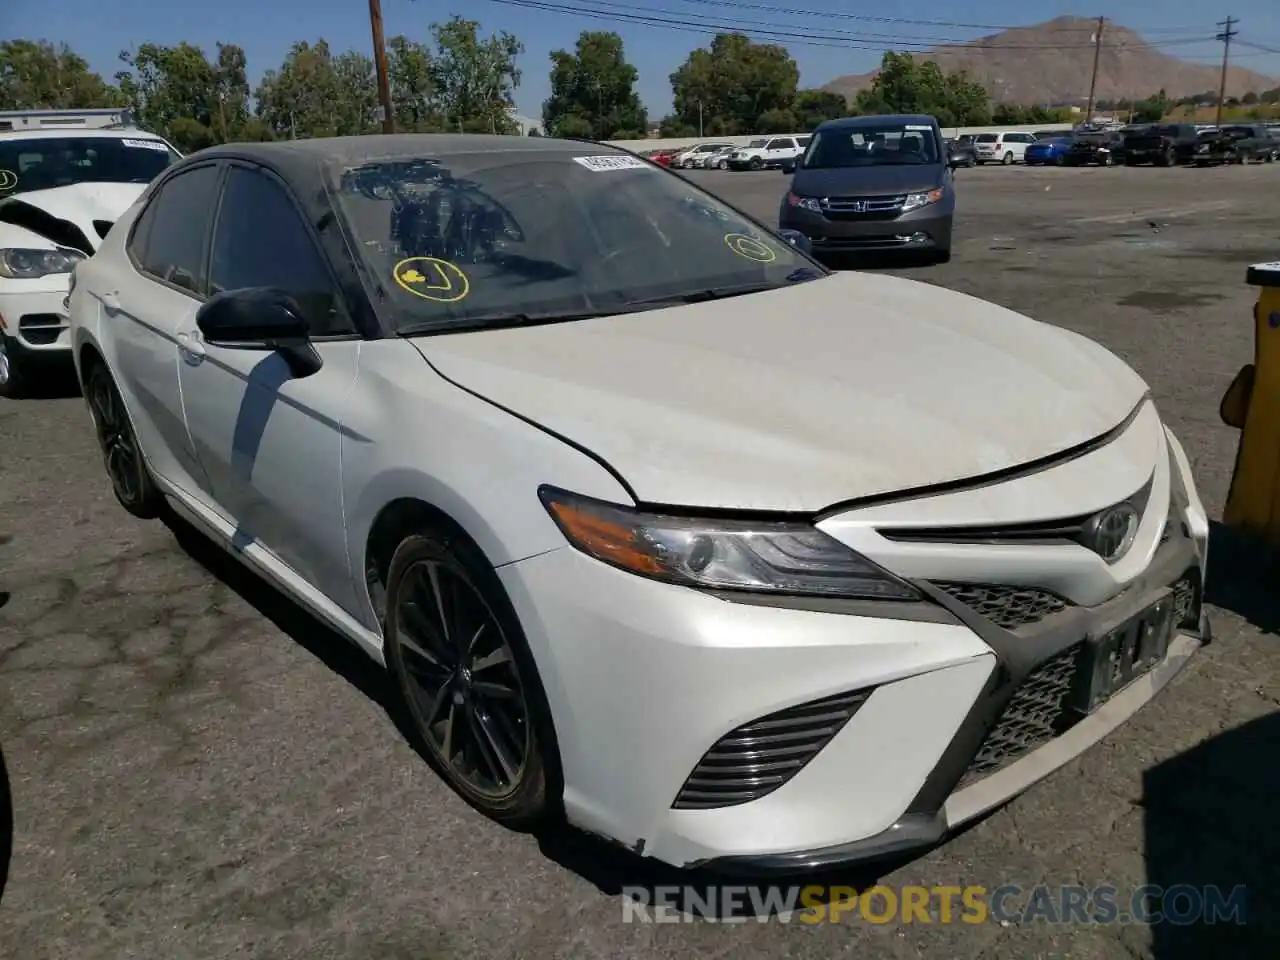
top-left (973, 132), bottom-right (1037, 165)
top-left (0, 128), bottom-right (180, 397)
top-left (727, 135), bottom-right (811, 170)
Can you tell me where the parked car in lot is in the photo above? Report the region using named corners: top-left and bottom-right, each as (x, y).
top-left (1196, 124), bottom-right (1280, 164)
top-left (672, 142), bottom-right (734, 169)
top-left (727, 135), bottom-right (809, 170)
top-left (945, 138), bottom-right (977, 167)
top-left (0, 127), bottom-right (181, 397)
top-left (700, 145), bottom-right (737, 169)
top-left (1063, 129), bottom-right (1124, 167)
top-left (68, 131), bottom-right (1211, 872)
top-left (1024, 134), bottom-right (1073, 165)
top-left (779, 114), bottom-right (954, 263)
top-left (1121, 123), bottom-right (1201, 166)
top-left (973, 131), bottom-right (1037, 165)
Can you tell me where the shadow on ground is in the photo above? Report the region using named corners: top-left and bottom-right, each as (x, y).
top-left (1144, 711), bottom-right (1280, 958)
top-left (2, 366), bottom-right (81, 401)
top-left (1205, 520), bottom-right (1280, 636)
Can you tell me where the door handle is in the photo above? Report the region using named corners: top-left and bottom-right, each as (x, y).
top-left (100, 291), bottom-right (121, 314)
top-left (177, 331), bottom-right (206, 360)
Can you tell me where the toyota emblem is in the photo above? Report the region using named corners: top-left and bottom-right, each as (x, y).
top-left (1082, 503), bottom-right (1140, 563)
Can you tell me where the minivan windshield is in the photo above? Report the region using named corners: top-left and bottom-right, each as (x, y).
top-left (331, 149), bottom-right (822, 333)
top-left (0, 136), bottom-right (179, 195)
top-left (801, 122), bottom-right (942, 168)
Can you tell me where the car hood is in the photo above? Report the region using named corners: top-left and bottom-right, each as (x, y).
top-left (0, 182), bottom-right (146, 253)
top-left (415, 271), bottom-right (1148, 512)
top-left (791, 164), bottom-right (945, 197)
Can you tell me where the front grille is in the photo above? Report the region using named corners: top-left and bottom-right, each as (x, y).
top-left (820, 194), bottom-right (906, 221)
top-left (671, 688), bottom-right (872, 810)
top-left (934, 582), bottom-right (1071, 630)
top-left (958, 643), bottom-right (1084, 788)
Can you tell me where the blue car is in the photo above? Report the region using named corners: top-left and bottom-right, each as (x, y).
top-left (1024, 136), bottom-right (1072, 165)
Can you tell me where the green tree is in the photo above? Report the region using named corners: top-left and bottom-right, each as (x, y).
top-left (669, 33), bottom-right (800, 135)
top-left (255, 40), bottom-right (373, 139)
top-left (543, 31), bottom-right (647, 140)
top-left (0, 39), bottom-right (126, 110)
top-left (793, 89), bottom-right (847, 130)
top-left (117, 42), bottom-right (246, 151)
top-left (387, 36), bottom-right (440, 131)
top-left (430, 16), bottom-right (523, 134)
top-left (853, 53), bottom-right (990, 126)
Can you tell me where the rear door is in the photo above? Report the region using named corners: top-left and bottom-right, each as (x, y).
top-left (106, 161), bottom-right (222, 492)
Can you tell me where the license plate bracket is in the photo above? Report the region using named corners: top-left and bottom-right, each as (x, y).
top-left (1069, 591), bottom-right (1175, 716)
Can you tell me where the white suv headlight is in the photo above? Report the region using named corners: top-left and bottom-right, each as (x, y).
top-left (0, 247), bottom-right (85, 280)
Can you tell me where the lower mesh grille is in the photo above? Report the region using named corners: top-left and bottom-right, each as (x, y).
top-left (934, 582), bottom-right (1070, 630)
top-left (672, 688), bottom-right (872, 810)
top-left (958, 643), bottom-right (1084, 788)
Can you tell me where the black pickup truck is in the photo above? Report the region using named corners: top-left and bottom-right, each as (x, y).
top-left (1121, 123), bottom-right (1202, 166)
top-left (1193, 124), bottom-right (1280, 164)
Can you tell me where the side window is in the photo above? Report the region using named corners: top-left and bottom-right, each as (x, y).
top-left (135, 164), bottom-right (220, 295)
top-left (207, 166), bottom-right (352, 337)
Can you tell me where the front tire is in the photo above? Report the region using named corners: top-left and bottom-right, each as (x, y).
top-left (84, 361), bottom-right (163, 519)
top-left (0, 334), bottom-right (29, 399)
top-left (383, 533), bottom-right (558, 829)
top-left (749, 156), bottom-right (763, 170)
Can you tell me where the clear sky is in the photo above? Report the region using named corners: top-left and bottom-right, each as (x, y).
top-left (9, 0), bottom-right (1280, 120)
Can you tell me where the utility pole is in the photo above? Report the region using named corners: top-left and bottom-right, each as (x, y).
top-left (1215, 16), bottom-right (1238, 127)
top-left (697, 100), bottom-right (703, 138)
top-left (1084, 16), bottom-right (1105, 124)
top-left (368, 0), bottom-right (395, 134)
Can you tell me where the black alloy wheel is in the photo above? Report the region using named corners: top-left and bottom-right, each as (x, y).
top-left (84, 363), bottom-right (161, 518)
top-left (384, 535), bottom-right (554, 826)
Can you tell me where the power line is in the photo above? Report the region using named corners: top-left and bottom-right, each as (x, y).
top-left (1215, 16), bottom-right (1238, 125)
top-left (479, 0), bottom-right (1214, 51)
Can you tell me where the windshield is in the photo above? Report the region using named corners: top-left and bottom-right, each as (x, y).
top-left (802, 123), bottom-right (941, 168)
top-left (745, 140), bottom-right (767, 149)
top-left (0, 136), bottom-right (179, 196)
top-left (331, 150), bottom-right (822, 332)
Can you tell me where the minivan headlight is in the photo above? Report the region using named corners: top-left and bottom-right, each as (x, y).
top-left (902, 188), bottom-right (945, 213)
top-left (786, 192), bottom-right (823, 214)
top-left (539, 486), bottom-right (921, 601)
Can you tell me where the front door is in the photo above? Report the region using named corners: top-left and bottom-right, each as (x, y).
top-left (175, 163), bottom-right (360, 614)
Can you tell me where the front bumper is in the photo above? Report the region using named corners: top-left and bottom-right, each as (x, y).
top-left (0, 284), bottom-right (73, 358)
top-left (500, 415), bottom-right (1209, 871)
top-left (779, 203), bottom-right (953, 254)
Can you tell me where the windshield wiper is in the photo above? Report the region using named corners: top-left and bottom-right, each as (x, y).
top-left (395, 308), bottom-right (633, 337)
top-left (626, 269), bottom-right (823, 308)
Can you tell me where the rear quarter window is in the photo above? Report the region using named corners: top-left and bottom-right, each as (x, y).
top-left (976, 134), bottom-right (998, 143)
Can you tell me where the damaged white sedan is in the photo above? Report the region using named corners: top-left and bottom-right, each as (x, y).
top-left (0, 128), bottom-right (178, 397)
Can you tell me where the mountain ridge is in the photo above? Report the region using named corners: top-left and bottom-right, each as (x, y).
top-left (821, 17), bottom-right (1278, 106)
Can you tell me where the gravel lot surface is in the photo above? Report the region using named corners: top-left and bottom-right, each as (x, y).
top-left (2, 161), bottom-right (1279, 959)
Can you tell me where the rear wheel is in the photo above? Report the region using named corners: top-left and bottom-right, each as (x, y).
top-left (84, 361), bottom-right (163, 519)
top-left (383, 533), bottom-right (559, 828)
top-left (1002, 151), bottom-right (1014, 165)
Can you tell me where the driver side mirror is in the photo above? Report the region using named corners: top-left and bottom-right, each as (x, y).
top-left (776, 229), bottom-right (812, 255)
top-left (195, 287), bottom-right (323, 378)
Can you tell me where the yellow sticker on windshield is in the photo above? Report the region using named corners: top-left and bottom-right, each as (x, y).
top-left (724, 233), bottom-right (777, 263)
top-left (392, 256), bottom-right (470, 303)
top-left (0, 170), bottom-right (17, 191)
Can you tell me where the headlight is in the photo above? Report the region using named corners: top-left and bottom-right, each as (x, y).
top-left (786, 192), bottom-right (822, 214)
top-left (539, 486), bottom-right (921, 601)
top-left (0, 247), bottom-right (85, 280)
top-left (901, 188), bottom-right (945, 213)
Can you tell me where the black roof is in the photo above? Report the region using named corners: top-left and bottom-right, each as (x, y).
top-left (181, 133), bottom-right (617, 186)
top-left (815, 114), bottom-right (938, 131)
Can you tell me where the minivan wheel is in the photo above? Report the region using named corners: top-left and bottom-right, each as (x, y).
top-left (383, 533), bottom-right (559, 828)
top-left (1002, 151), bottom-right (1014, 165)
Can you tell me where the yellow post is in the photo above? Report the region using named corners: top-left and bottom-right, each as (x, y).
top-left (1221, 261), bottom-right (1280, 541)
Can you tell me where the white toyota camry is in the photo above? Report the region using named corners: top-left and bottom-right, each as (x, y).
top-left (67, 135), bottom-right (1210, 872)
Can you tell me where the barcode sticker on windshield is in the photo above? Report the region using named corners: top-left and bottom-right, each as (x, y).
top-left (572, 155), bottom-right (650, 172)
top-left (904, 124), bottom-right (932, 131)
top-left (121, 138), bottom-right (169, 151)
